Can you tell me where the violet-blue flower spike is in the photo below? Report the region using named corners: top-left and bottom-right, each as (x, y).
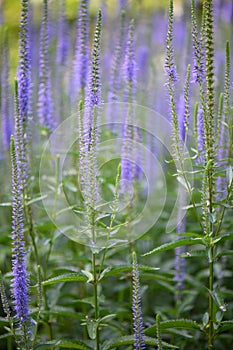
top-left (164, 0), bottom-right (178, 84)
top-left (191, 0), bottom-right (205, 84)
top-left (18, 0), bottom-right (31, 125)
top-left (72, 0), bottom-right (89, 102)
top-left (56, 0), bottom-right (68, 66)
top-left (124, 19), bottom-right (137, 103)
top-left (38, 0), bottom-right (54, 131)
top-left (10, 135), bottom-right (29, 326)
top-left (80, 10), bottom-right (102, 209)
top-left (1, 29), bottom-right (12, 150)
top-left (108, 10), bottom-right (126, 104)
top-left (132, 252), bottom-right (146, 350)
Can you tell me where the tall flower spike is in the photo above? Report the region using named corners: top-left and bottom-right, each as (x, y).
top-left (191, 0), bottom-right (205, 84)
top-left (164, 0), bottom-right (178, 84)
top-left (80, 10), bottom-right (102, 211)
top-left (10, 135), bottom-right (29, 326)
top-left (108, 10), bottom-right (126, 104)
top-left (38, 0), bottom-right (54, 131)
top-left (56, 0), bottom-right (68, 66)
top-left (132, 252), bottom-right (145, 350)
top-left (124, 19), bottom-right (136, 103)
top-left (216, 41), bottom-right (230, 200)
top-left (164, 0), bottom-right (180, 161)
top-left (18, 0), bottom-right (31, 126)
top-left (72, 0), bottom-right (89, 104)
top-left (1, 28), bottom-right (12, 150)
top-left (120, 20), bottom-right (140, 187)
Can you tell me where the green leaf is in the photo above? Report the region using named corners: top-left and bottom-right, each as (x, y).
top-left (216, 233), bottom-right (233, 244)
top-left (104, 265), bottom-right (159, 278)
top-left (34, 339), bottom-right (92, 349)
top-left (0, 202), bottom-right (12, 207)
top-left (81, 270), bottom-right (94, 283)
top-left (102, 335), bottom-right (178, 350)
top-left (26, 194), bottom-right (48, 206)
top-left (143, 238), bottom-right (204, 257)
top-left (180, 249), bottom-right (207, 258)
top-left (218, 320), bottom-right (233, 333)
top-left (145, 319), bottom-right (201, 336)
top-left (0, 333), bottom-right (13, 340)
top-left (216, 250), bottom-right (233, 259)
top-left (99, 314), bottom-right (116, 324)
top-left (0, 316), bottom-right (9, 326)
top-left (42, 273), bottom-right (87, 286)
top-left (207, 287), bottom-right (226, 312)
top-left (86, 319), bottom-right (98, 340)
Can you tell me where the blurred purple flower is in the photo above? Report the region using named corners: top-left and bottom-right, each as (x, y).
top-left (38, 0), bottom-right (54, 131)
top-left (124, 20), bottom-right (137, 103)
top-left (1, 29), bottom-right (12, 150)
top-left (56, 0), bottom-right (69, 66)
top-left (108, 10), bottom-right (126, 104)
top-left (72, 0), bottom-right (89, 104)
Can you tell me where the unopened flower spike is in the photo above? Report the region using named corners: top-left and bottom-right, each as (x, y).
top-left (132, 252), bottom-right (145, 350)
top-left (80, 9), bottom-right (102, 211)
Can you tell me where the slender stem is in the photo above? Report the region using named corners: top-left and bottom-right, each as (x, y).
top-left (91, 213), bottom-right (100, 350)
top-left (208, 245), bottom-right (214, 350)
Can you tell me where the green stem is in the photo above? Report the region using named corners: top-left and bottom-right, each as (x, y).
top-left (208, 245), bottom-right (214, 350)
top-left (92, 252), bottom-right (100, 350)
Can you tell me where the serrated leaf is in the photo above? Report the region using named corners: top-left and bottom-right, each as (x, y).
top-left (216, 250), bottom-right (233, 259)
top-left (180, 250), bottom-right (207, 258)
top-left (0, 317), bottom-right (9, 326)
top-left (104, 265), bottom-right (159, 278)
top-left (102, 335), bottom-right (178, 350)
top-left (34, 339), bottom-right (92, 349)
top-left (0, 333), bottom-right (13, 340)
top-left (216, 233), bottom-right (233, 244)
top-left (143, 238), bottom-right (204, 257)
top-left (99, 314), bottom-right (116, 324)
top-left (218, 320), bottom-right (233, 333)
top-left (145, 319), bottom-right (201, 336)
top-left (42, 273), bottom-right (87, 286)
top-left (26, 194), bottom-right (48, 206)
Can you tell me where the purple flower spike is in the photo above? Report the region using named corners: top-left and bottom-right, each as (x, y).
top-left (132, 252), bottom-right (146, 350)
top-left (18, 0), bottom-right (31, 125)
top-left (10, 136), bottom-right (29, 326)
top-left (1, 29), bottom-right (12, 150)
top-left (56, 0), bottom-right (68, 66)
top-left (72, 0), bottom-right (89, 104)
top-left (38, 0), bottom-right (54, 131)
top-left (80, 10), bottom-right (102, 209)
top-left (164, 0), bottom-right (178, 84)
top-left (124, 20), bottom-right (137, 103)
top-left (191, 0), bottom-right (205, 84)
top-left (108, 10), bottom-right (126, 104)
